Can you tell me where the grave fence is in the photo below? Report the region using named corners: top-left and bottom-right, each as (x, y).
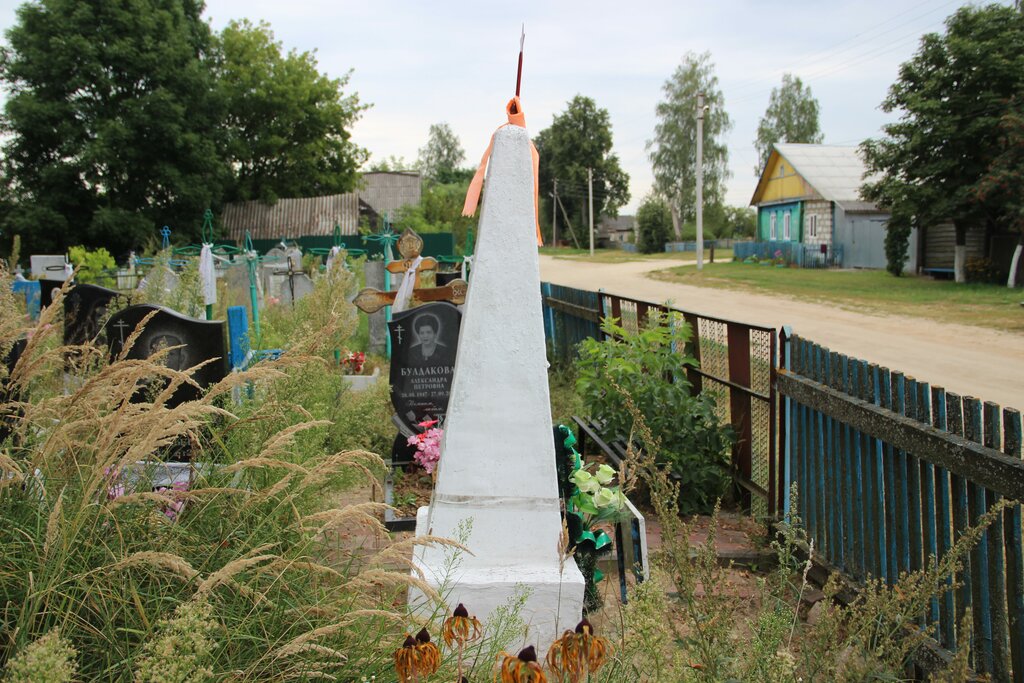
top-left (540, 282), bottom-right (779, 516)
top-left (778, 330), bottom-right (1024, 681)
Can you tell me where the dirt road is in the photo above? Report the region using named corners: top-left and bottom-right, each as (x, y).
top-left (539, 255), bottom-right (1024, 412)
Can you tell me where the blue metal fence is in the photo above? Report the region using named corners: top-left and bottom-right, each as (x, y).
top-left (733, 241), bottom-right (843, 268)
top-left (779, 330), bottom-right (1024, 681)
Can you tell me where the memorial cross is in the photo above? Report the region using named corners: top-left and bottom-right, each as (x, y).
top-left (353, 228), bottom-right (467, 314)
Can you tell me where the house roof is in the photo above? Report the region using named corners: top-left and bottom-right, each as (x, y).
top-left (359, 171), bottom-right (422, 218)
top-left (222, 193), bottom-right (360, 242)
top-left (598, 215), bottom-right (635, 236)
top-left (751, 144), bottom-right (881, 211)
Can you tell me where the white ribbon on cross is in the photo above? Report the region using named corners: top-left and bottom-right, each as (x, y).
top-left (391, 255), bottom-right (423, 313)
top-left (199, 243), bottom-right (217, 306)
top-left (326, 245), bottom-right (343, 273)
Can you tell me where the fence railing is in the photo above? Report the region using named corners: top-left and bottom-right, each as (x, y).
top-left (540, 282), bottom-right (779, 516)
top-left (664, 239), bottom-right (735, 252)
top-left (733, 240), bottom-right (843, 268)
top-left (779, 330), bottom-right (1024, 681)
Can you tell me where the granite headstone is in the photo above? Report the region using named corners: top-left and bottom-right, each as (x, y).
top-left (104, 304), bottom-right (228, 407)
top-left (64, 284), bottom-right (120, 347)
top-left (388, 302), bottom-right (461, 430)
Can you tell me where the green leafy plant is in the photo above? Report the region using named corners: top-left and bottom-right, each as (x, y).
top-left (575, 312), bottom-right (733, 514)
top-left (67, 245), bottom-right (116, 286)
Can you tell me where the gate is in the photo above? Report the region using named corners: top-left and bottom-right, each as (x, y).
top-left (540, 283), bottom-right (779, 516)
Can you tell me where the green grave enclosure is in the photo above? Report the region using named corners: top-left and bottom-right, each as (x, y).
top-left (247, 233), bottom-right (456, 258)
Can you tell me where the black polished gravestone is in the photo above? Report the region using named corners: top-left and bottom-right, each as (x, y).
top-left (388, 302), bottom-right (461, 431)
top-left (64, 284), bottom-right (121, 346)
top-left (104, 304), bottom-right (228, 407)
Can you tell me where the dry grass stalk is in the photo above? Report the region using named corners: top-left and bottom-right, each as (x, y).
top-left (301, 502), bottom-right (390, 535)
top-left (197, 551), bottom-right (278, 595)
top-left (105, 552), bottom-right (199, 582)
top-left (42, 487), bottom-right (65, 559)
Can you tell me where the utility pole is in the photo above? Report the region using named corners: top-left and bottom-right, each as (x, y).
top-left (552, 179), bottom-right (558, 248)
top-left (588, 167), bottom-right (595, 258)
top-left (696, 92), bottom-right (705, 271)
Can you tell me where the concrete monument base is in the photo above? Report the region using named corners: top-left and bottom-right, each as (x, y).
top-left (411, 506), bottom-right (584, 653)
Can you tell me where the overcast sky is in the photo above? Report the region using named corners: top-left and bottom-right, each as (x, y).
top-left (0, 0), bottom-right (1007, 213)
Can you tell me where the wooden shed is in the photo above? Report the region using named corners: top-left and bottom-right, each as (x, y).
top-left (222, 193), bottom-right (360, 243)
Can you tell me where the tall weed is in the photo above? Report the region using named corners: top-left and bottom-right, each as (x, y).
top-left (0, 263), bottom-right (433, 680)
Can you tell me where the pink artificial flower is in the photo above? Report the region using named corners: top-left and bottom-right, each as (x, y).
top-left (156, 481), bottom-right (188, 521)
top-left (407, 427), bottom-right (443, 474)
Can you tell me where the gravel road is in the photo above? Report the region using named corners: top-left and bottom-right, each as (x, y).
top-left (538, 255), bottom-right (1023, 412)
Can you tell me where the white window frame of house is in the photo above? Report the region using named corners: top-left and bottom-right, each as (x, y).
top-left (769, 213), bottom-right (777, 240)
top-left (783, 212), bottom-right (791, 240)
top-left (809, 214), bottom-right (818, 238)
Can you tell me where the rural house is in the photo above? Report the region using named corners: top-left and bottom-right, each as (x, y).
top-left (750, 143), bottom-right (914, 271)
top-left (597, 215), bottom-right (635, 247)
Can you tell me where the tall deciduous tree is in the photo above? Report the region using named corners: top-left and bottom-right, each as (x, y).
top-left (754, 74), bottom-right (823, 174)
top-left (0, 0), bottom-right (225, 255)
top-left (216, 20), bottom-right (367, 204)
top-left (417, 122), bottom-right (468, 184)
top-left (648, 51), bottom-right (732, 240)
top-left (636, 195), bottom-right (672, 254)
top-left (861, 4), bottom-right (1024, 281)
top-left (534, 95), bottom-right (630, 245)
top-left (974, 97), bottom-right (1024, 287)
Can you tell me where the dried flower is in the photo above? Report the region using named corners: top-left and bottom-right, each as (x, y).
top-left (546, 618), bottom-right (611, 681)
top-left (394, 635), bottom-right (419, 683)
top-left (441, 603), bottom-right (482, 648)
top-left (415, 628), bottom-right (441, 675)
top-left (497, 646), bottom-right (547, 683)
top-left (3, 630), bottom-right (78, 683)
top-left (395, 630), bottom-right (440, 683)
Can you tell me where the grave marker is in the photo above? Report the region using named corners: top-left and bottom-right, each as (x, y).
top-left (30, 255), bottom-right (72, 308)
top-left (410, 122), bottom-right (584, 650)
top-left (64, 284), bottom-right (120, 347)
top-left (389, 302), bottom-right (461, 431)
top-left (104, 304), bottom-right (228, 408)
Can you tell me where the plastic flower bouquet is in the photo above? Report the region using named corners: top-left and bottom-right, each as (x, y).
top-left (407, 419), bottom-right (443, 474)
top-left (340, 350), bottom-right (366, 374)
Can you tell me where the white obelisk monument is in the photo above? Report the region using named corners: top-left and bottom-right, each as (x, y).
top-left (411, 123), bottom-right (585, 649)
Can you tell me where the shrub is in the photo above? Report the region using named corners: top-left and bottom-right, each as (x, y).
top-left (68, 245), bottom-right (116, 286)
top-left (636, 196), bottom-right (672, 254)
top-left (574, 312), bottom-right (733, 514)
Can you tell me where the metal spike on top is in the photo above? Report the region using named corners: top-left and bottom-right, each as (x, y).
top-left (515, 24), bottom-right (525, 97)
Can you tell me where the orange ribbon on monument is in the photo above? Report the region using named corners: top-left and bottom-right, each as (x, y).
top-left (461, 96), bottom-right (543, 246)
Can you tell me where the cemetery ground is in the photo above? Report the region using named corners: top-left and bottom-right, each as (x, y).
top-left (540, 253), bottom-right (1024, 412)
top-left (1, 252), bottom-right (1006, 682)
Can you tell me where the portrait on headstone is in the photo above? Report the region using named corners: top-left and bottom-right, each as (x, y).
top-left (389, 302), bottom-right (461, 430)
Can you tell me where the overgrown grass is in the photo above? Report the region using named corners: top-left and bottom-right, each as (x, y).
top-left (652, 261), bottom-right (1024, 333)
top-left (577, 383), bottom-right (1004, 682)
top-left (0, 262), bottom-right (456, 681)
